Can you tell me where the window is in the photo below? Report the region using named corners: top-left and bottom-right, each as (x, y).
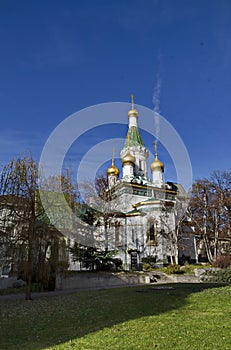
top-left (115, 221), bottom-right (122, 246)
top-left (149, 222), bottom-right (155, 241)
top-left (147, 219), bottom-right (157, 245)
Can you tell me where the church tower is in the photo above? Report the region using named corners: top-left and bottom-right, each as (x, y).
top-left (150, 141), bottom-right (164, 188)
top-left (107, 149), bottom-right (120, 189)
top-left (101, 96), bottom-right (193, 270)
top-left (120, 95), bottom-right (149, 180)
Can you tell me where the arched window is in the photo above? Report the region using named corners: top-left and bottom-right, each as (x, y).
top-left (149, 222), bottom-right (155, 241)
top-left (147, 219), bottom-right (157, 245)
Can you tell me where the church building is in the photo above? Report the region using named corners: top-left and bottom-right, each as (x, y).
top-left (100, 96), bottom-right (196, 270)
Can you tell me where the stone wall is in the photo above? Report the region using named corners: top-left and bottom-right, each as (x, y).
top-left (56, 272), bottom-right (149, 290)
top-left (0, 277), bottom-right (26, 289)
top-left (168, 274), bottom-right (200, 283)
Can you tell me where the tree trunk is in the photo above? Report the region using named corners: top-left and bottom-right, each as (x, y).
top-left (213, 209), bottom-right (219, 259)
top-left (104, 220), bottom-right (108, 252)
top-left (25, 233), bottom-right (33, 300)
top-left (25, 211), bottom-right (36, 300)
top-left (174, 226), bottom-right (179, 264)
top-left (203, 194), bottom-right (213, 263)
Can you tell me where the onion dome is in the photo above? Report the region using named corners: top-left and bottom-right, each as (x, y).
top-left (107, 161), bottom-right (120, 177)
top-left (128, 108), bottom-right (138, 117)
top-left (128, 94), bottom-right (138, 117)
top-left (150, 155), bottom-right (164, 172)
top-left (107, 149), bottom-right (120, 177)
top-left (150, 140), bottom-right (164, 172)
top-left (122, 151), bottom-right (136, 166)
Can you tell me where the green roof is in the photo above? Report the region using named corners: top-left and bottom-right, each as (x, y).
top-left (124, 126), bottom-right (144, 147)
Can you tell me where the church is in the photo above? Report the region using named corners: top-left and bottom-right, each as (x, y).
top-left (94, 96), bottom-right (197, 270)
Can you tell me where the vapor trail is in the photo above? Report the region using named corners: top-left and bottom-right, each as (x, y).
top-left (152, 74), bottom-right (162, 140)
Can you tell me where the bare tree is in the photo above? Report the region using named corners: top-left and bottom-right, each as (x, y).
top-left (188, 171), bottom-right (231, 263)
top-left (0, 156), bottom-right (40, 299)
top-left (78, 174), bottom-right (121, 252)
top-left (152, 187), bottom-right (199, 266)
top-left (0, 156), bottom-right (77, 298)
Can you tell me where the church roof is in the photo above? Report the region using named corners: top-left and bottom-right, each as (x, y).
top-left (133, 198), bottom-right (160, 208)
top-left (133, 196), bottom-right (175, 209)
top-left (126, 209), bottom-right (146, 216)
top-left (124, 126), bottom-right (144, 148)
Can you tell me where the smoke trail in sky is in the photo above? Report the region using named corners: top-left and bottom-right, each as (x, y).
top-left (152, 74), bottom-right (162, 140)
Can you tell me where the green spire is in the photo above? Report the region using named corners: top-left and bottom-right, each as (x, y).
top-left (124, 126), bottom-right (144, 148)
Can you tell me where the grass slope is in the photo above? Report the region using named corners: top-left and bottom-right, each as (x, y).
top-left (0, 284), bottom-right (231, 350)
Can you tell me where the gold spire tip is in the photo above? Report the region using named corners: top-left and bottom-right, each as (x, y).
top-left (154, 140), bottom-right (158, 157)
top-left (131, 94), bottom-right (135, 109)
top-left (112, 147), bottom-right (116, 165)
top-left (128, 94), bottom-right (138, 117)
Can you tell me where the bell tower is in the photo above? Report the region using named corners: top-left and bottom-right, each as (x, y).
top-left (150, 141), bottom-right (164, 188)
top-left (120, 95), bottom-right (149, 179)
top-left (107, 148), bottom-right (120, 189)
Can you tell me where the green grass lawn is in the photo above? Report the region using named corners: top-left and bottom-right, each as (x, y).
top-left (0, 283), bottom-right (231, 350)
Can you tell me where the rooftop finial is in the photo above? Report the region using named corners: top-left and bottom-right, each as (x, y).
top-left (154, 140), bottom-right (158, 158)
top-left (131, 94), bottom-right (135, 109)
top-left (107, 147), bottom-right (120, 177)
top-left (112, 147), bottom-right (116, 165)
top-left (150, 140), bottom-right (164, 173)
top-left (128, 94), bottom-right (138, 118)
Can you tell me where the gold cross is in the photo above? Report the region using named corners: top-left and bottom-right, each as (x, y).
top-left (131, 94), bottom-right (135, 109)
top-left (112, 147), bottom-right (116, 164)
top-left (154, 140), bottom-right (158, 157)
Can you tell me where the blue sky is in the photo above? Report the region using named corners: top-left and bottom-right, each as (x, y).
top-left (0, 0), bottom-right (230, 185)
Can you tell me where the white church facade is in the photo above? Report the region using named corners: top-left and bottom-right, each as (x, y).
top-left (95, 96), bottom-right (197, 270)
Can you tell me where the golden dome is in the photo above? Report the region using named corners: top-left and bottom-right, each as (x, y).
top-left (128, 108), bottom-right (138, 117)
top-left (150, 155), bottom-right (164, 172)
top-left (107, 163), bottom-right (120, 177)
top-left (122, 151), bottom-right (136, 166)
top-left (107, 148), bottom-right (120, 177)
top-left (128, 94), bottom-right (138, 117)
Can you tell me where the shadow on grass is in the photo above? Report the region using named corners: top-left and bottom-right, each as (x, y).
top-left (0, 283), bottom-right (228, 349)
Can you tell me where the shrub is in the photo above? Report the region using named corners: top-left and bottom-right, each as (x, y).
top-left (31, 282), bottom-right (44, 292)
top-left (212, 255), bottom-right (231, 269)
top-left (142, 256), bottom-right (156, 266)
top-left (201, 267), bottom-right (231, 283)
top-left (142, 263), bottom-right (153, 272)
top-left (70, 245), bottom-right (122, 271)
top-left (180, 265), bottom-right (196, 274)
top-left (165, 264), bottom-right (185, 275)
